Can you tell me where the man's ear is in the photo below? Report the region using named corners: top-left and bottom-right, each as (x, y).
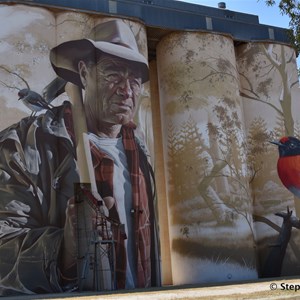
top-left (78, 60), bottom-right (88, 88)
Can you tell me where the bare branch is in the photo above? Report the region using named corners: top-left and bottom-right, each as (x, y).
top-left (240, 91), bottom-right (284, 116)
top-left (262, 44), bottom-right (281, 68)
top-left (239, 72), bottom-right (256, 93)
top-left (0, 80), bottom-right (20, 91)
top-left (0, 65), bottom-right (30, 89)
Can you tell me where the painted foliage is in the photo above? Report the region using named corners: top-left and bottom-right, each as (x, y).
top-left (156, 32), bottom-right (257, 284)
top-left (237, 42), bottom-right (300, 277)
top-left (156, 30), bottom-right (300, 284)
top-left (0, 2), bottom-right (300, 297)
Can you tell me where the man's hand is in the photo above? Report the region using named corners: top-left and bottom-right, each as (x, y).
top-left (103, 196), bottom-right (115, 210)
top-left (61, 194), bottom-right (114, 278)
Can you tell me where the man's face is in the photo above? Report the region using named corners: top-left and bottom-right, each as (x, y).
top-left (81, 54), bottom-right (143, 127)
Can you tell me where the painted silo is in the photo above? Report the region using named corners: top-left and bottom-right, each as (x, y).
top-left (0, 4), bottom-right (160, 294)
top-left (156, 31), bottom-right (258, 285)
top-left (236, 42), bottom-right (300, 277)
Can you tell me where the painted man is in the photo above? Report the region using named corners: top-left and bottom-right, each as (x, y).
top-left (0, 20), bottom-right (160, 295)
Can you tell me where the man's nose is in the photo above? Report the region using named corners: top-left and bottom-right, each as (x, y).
top-left (116, 79), bottom-right (133, 98)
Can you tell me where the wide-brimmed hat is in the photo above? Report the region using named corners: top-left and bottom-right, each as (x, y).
top-left (50, 20), bottom-right (149, 88)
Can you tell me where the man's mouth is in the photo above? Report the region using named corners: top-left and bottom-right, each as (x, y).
top-left (121, 104), bottom-right (132, 109)
top-left (113, 102), bottom-right (133, 111)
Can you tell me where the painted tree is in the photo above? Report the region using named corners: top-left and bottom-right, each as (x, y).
top-left (238, 43), bottom-right (298, 136)
top-left (167, 117), bottom-right (207, 206)
top-left (247, 117), bottom-right (274, 186)
top-left (238, 27), bottom-right (300, 274)
top-left (204, 97), bottom-right (254, 229)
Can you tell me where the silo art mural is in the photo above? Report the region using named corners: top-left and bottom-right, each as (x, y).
top-left (0, 2), bottom-right (299, 297)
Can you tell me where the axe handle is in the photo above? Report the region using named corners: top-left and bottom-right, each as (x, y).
top-left (65, 83), bottom-right (102, 291)
top-left (65, 83), bottom-right (94, 187)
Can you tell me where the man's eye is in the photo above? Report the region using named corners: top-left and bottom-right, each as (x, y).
top-left (130, 78), bottom-right (142, 89)
top-left (107, 74), bottom-right (120, 82)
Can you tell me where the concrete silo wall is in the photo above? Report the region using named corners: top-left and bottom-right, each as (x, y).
top-left (155, 31), bottom-right (257, 285)
top-left (0, 4), bottom-right (161, 295)
top-left (236, 42), bottom-right (300, 277)
top-left (0, 2), bottom-right (300, 296)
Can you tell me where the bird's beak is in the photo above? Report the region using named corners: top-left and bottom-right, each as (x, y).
top-left (269, 140), bottom-right (283, 146)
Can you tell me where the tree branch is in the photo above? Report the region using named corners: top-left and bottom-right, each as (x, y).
top-left (0, 65), bottom-right (30, 89)
top-left (240, 92), bottom-right (284, 116)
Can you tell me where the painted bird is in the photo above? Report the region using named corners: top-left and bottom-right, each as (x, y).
top-left (18, 89), bottom-right (52, 117)
top-left (17, 75), bottom-right (66, 117)
top-left (270, 136), bottom-right (300, 198)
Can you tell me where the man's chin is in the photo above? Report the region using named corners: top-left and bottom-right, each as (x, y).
top-left (113, 114), bottom-right (131, 125)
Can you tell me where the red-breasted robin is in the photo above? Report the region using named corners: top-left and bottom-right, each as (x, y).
top-left (270, 136), bottom-right (300, 198)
